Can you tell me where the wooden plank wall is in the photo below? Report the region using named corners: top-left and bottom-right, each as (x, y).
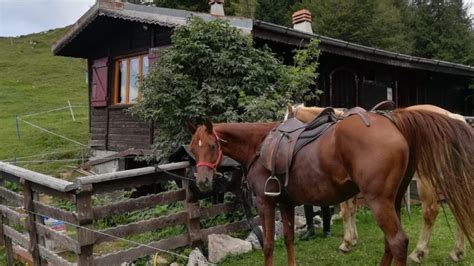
top-left (107, 108), bottom-right (151, 151)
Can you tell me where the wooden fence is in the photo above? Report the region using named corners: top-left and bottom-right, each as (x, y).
top-left (0, 160), bottom-right (253, 265)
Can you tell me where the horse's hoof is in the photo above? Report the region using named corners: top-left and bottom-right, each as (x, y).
top-left (408, 251), bottom-right (423, 264)
top-left (338, 243), bottom-right (351, 253)
top-left (448, 250), bottom-right (464, 262)
top-left (299, 228), bottom-right (315, 241)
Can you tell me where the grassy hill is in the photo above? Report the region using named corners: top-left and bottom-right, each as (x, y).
top-left (0, 28), bottom-right (89, 176)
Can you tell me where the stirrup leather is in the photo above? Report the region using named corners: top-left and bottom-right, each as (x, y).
top-left (264, 175), bottom-right (281, 197)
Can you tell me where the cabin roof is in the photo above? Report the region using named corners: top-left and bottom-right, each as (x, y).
top-left (52, 1), bottom-right (474, 77)
top-left (252, 21), bottom-right (474, 77)
top-left (51, 1), bottom-right (252, 57)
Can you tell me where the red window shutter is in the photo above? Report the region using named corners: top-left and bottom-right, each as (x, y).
top-left (91, 57), bottom-right (108, 107)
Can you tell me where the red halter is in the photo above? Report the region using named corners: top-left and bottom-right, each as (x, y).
top-left (195, 130), bottom-right (223, 169)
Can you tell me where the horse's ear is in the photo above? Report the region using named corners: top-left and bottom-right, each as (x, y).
top-left (204, 117), bottom-right (213, 133)
top-left (186, 120), bottom-right (197, 134)
top-left (287, 104), bottom-right (294, 118)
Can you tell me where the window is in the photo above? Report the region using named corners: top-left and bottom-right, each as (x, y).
top-left (113, 54), bottom-right (149, 104)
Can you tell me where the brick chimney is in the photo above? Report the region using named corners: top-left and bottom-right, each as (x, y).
top-left (292, 9), bottom-right (313, 34)
top-left (209, 0), bottom-right (225, 16)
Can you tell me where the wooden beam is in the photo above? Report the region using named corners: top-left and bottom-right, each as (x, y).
top-left (22, 179), bottom-right (42, 266)
top-left (0, 186), bottom-right (23, 205)
top-left (34, 201), bottom-right (77, 224)
top-left (94, 233), bottom-right (188, 265)
top-left (75, 185), bottom-right (94, 266)
top-left (93, 189), bottom-right (185, 219)
top-left (3, 225), bottom-right (74, 266)
top-left (0, 205), bottom-right (26, 226)
top-left (200, 219), bottom-right (252, 240)
top-left (0, 162), bottom-right (76, 192)
top-left (76, 161), bottom-right (190, 185)
top-left (36, 223), bottom-right (81, 253)
top-left (95, 211), bottom-right (187, 244)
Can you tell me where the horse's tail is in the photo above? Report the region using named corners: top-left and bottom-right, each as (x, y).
top-left (392, 109), bottom-right (474, 246)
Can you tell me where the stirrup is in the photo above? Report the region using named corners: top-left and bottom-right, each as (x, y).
top-left (264, 176), bottom-right (281, 197)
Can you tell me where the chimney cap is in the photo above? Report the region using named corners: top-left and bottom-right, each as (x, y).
top-left (292, 9), bottom-right (312, 24)
top-left (208, 0), bottom-right (224, 4)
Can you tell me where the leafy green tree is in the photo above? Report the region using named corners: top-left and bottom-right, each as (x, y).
top-left (132, 17), bottom-right (321, 161)
top-left (297, 0), bottom-right (413, 54)
top-left (255, 0), bottom-right (292, 25)
top-left (409, 0), bottom-right (474, 65)
top-left (152, 0), bottom-right (238, 15)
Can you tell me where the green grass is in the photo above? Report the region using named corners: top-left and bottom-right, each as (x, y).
top-left (221, 205), bottom-right (473, 265)
top-left (0, 28), bottom-right (89, 176)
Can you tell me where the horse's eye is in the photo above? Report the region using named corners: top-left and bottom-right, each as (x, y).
top-left (210, 144), bottom-right (216, 150)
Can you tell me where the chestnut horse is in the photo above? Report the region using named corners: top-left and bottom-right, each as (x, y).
top-left (188, 110), bottom-right (474, 265)
top-left (287, 104), bottom-right (469, 262)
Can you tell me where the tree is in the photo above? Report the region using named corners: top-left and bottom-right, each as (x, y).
top-left (132, 17), bottom-right (321, 161)
top-left (297, 0), bottom-right (413, 54)
top-left (255, 0), bottom-right (293, 25)
top-left (409, 0), bottom-right (474, 65)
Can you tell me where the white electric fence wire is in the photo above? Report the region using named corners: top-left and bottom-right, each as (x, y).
top-left (17, 207), bottom-right (215, 265)
top-left (18, 118), bottom-right (87, 147)
top-left (0, 148), bottom-right (84, 162)
top-left (20, 105), bottom-right (88, 118)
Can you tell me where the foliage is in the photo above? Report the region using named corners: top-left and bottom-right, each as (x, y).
top-left (409, 0), bottom-right (474, 65)
top-left (255, 0), bottom-right (293, 26)
top-left (295, 0), bottom-right (413, 54)
top-left (132, 17), bottom-right (321, 161)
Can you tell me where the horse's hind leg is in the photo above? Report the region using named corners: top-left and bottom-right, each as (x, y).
top-left (366, 198), bottom-right (408, 266)
top-left (281, 204), bottom-right (296, 266)
top-left (408, 176), bottom-right (438, 263)
top-left (256, 197), bottom-right (276, 266)
top-left (449, 225), bottom-right (465, 262)
top-left (339, 197), bottom-right (359, 253)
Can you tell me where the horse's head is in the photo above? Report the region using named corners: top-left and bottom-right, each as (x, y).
top-left (187, 118), bottom-right (223, 192)
top-left (284, 103), bottom-right (304, 121)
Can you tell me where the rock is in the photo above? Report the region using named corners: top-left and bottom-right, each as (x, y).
top-left (208, 234), bottom-right (252, 263)
top-left (170, 263), bottom-right (181, 266)
top-left (275, 220), bottom-right (283, 239)
top-left (294, 215), bottom-right (306, 230)
top-left (151, 255), bottom-right (168, 265)
top-left (245, 231), bottom-right (262, 250)
top-left (187, 248), bottom-right (208, 266)
top-left (313, 215), bottom-right (322, 227)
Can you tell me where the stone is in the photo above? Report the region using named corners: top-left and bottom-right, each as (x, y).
top-left (187, 248), bottom-right (208, 266)
top-left (245, 231), bottom-right (262, 250)
top-left (170, 263), bottom-right (181, 266)
top-left (208, 234), bottom-right (252, 263)
top-left (294, 215), bottom-right (306, 230)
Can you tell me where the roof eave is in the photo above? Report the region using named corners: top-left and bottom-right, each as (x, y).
top-left (253, 20), bottom-right (474, 78)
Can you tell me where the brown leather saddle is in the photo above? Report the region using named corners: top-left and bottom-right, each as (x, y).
top-left (259, 100), bottom-right (395, 197)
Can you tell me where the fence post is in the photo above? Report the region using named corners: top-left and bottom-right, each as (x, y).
top-left (76, 184), bottom-right (94, 265)
top-left (183, 168), bottom-right (202, 248)
top-left (0, 176), bottom-right (14, 266)
top-left (21, 179), bottom-right (42, 266)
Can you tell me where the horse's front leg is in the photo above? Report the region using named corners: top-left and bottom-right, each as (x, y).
top-left (339, 199), bottom-right (357, 252)
top-left (281, 204), bottom-right (296, 266)
top-left (256, 196), bottom-right (276, 266)
top-left (449, 225), bottom-right (465, 262)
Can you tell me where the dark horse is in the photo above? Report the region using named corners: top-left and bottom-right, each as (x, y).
top-left (187, 109), bottom-right (474, 266)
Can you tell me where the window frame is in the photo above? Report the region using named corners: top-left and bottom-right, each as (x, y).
top-left (112, 52), bottom-right (149, 105)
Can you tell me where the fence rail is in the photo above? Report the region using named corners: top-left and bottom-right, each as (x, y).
top-left (0, 160), bottom-right (251, 265)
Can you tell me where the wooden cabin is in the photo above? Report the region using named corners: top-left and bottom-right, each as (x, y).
top-left (52, 1), bottom-right (474, 167)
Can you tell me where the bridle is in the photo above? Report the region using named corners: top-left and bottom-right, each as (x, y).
top-left (195, 129), bottom-right (224, 170)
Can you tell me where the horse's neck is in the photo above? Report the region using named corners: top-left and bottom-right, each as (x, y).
top-left (215, 123), bottom-right (276, 166)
